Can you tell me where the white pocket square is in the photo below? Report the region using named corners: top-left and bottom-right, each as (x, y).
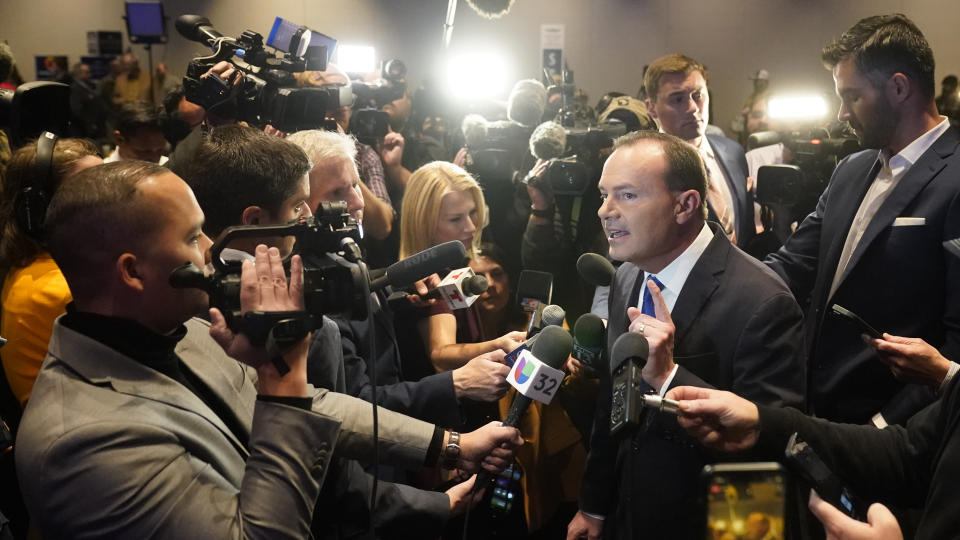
top-left (893, 217), bottom-right (925, 226)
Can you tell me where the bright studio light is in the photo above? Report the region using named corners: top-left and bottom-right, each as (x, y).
top-left (444, 50), bottom-right (509, 100)
top-left (337, 45), bottom-right (376, 74)
top-left (768, 95), bottom-right (829, 121)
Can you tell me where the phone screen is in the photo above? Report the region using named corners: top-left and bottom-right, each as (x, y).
top-left (703, 463), bottom-right (787, 540)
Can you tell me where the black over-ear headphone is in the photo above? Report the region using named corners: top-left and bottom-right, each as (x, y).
top-left (14, 131), bottom-right (58, 239)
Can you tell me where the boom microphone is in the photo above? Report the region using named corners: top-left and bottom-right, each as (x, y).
top-left (461, 114), bottom-right (488, 148)
top-left (577, 253), bottom-right (616, 287)
top-left (369, 240), bottom-right (466, 291)
top-left (507, 79), bottom-right (547, 127)
top-left (529, 121), bottom-right (566, 161)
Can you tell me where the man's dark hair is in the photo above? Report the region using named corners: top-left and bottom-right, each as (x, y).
top-left (45, 161), bottom-right (167, 300)
top-left (177, 124), bottom-right (311, 238)
top-left (114, 100), bottom-right (164, 137)
top-left (821, 14), bottom-right (935, 99)
top-left (613, 130), bottom-right (708, 218)
top-left (942, 75), bottom-right (958, 87)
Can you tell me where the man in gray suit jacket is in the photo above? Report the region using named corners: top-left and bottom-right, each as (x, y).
top-left (16, 161), bottom-right (522, 539)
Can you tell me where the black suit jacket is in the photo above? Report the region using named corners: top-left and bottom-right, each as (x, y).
top-left (754, 374), bottom-right (960, 540)
top-left (707, 134), bottom-right (755, 247)
top-left (580, 224), bottom-right (806, 539)
top-left (765, 124), bottom-right (960, 425)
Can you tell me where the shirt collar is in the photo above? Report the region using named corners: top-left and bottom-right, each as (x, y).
top-left (881, 116), bottom-right (950, 175)
top-left (644, 221), bottom-right (713, 297)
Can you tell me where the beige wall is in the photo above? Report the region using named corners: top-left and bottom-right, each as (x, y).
top-left (3, 0), bottom-right (959, 134)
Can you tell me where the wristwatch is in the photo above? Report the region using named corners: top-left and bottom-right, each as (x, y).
top-left (440, 431), bottom-right (461, 469)
top-left (530, 206), bottom-right (554, 219)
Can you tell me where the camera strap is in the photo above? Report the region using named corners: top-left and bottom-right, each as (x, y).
top-left (236, 311), bottom-right (321, 376)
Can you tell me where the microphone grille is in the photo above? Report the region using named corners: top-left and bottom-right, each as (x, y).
top-left (611, 332), bottom-right (649, 370)
top-left (541, 304), bottom-right (566, 327)
top-left (465, 274), bottom-right (488, 296)
top-left (577, 253), bottom-right (616, 287)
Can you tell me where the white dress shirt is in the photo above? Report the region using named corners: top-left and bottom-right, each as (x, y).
top-left (637, 222), bottom-right (714, 395)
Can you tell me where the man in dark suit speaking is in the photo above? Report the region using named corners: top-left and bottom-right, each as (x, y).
top-left (765, 14), bottom-right (960, 427)
top-left (566, 131), bottom-right (806, 540)
top-left (644, 53), bottom-right (755, 248)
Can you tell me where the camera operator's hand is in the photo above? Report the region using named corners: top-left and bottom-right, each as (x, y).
top-left (525, 159), bottom-right (554, 217)
top-left (209, 245), bottom-right (309, 397)
top-left (445, 474), bottom-right (484, 516)
top-left (455, 421), bottom-right (523, 474)
top-left (667, 386), bottom-right (761, 452)
top-left (453, 147), bottom-right (468, 168)
top-left (202, 61), bottom-right (244, 88)
top-left (380, 130), bottom-right (405, 170)
top-left (452, 350), bottom-right (511, 402)
top-left (263, 124), bottom-right (287, 138)
top-left (866, 333), bottom-right (952, 389)
top-left (809, 490), bottom-right (903, 540)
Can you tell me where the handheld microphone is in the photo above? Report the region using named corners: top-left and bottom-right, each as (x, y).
top-left (403, 267), bottom-right (487, 310)
top-left (528, 121), bottom-right (567, 161)
top-left (404, 273), bottom-right (487, 300)
top-left (609, 332), bottom-right (649, 436)
top-left (507, 79), bottom-right (547, 127)
top-left (369, 240), bottom-right (466, 291)
top-left (478, 326), bottom-right (573, 488)
top-left (577, 253), bottom-right (616, 287)
top-left (572, 313), bottom-right (605, 369)
top-left (517, 270), bottom-right (553, 312)
top-left (526, 303), bottom-right (565, 339)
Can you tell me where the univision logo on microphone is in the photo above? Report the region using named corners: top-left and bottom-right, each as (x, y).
top-left (514, 356), bottom-right (536, 384)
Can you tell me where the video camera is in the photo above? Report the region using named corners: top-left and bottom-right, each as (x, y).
top-left (176, 14), bottom-right (342, 132)
top-left (348, 59), bottom-right (407, 146)
top-left (749, 126), bottom-right (860, 224)
top-left (169, 201), bottom-right (369, 372)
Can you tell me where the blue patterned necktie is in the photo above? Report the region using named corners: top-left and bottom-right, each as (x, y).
top-left (641, 275), bottom-right (665, 317)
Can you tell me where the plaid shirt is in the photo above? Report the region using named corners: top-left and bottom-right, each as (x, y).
top-left (356, 142), bottom-right (393, 210)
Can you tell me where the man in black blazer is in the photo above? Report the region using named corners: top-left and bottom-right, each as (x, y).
top-left (644, 53), bottom-right (755, 248)
top-left (566, 131), bottom-right (805, 540)
top-left (765, 14), bottom-right (960, 427)
top-left (667, 335), bottom-right (960, 540)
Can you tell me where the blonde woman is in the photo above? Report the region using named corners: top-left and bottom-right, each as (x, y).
top-left (399, 161), bottom-right (524, 373)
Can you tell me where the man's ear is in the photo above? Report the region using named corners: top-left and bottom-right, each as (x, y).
top-left (645, 98), bottom-right (658, 121)
top-left (887, 72), bottom-right (911, 104)
top-left (116, 253), bottom-right (144, 292)
top-left (240, 206), bottom-right (264, 226)
top-left (675, 189), bottom-right (703, 224)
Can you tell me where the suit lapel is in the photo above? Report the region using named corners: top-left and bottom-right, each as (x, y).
top-left (820, 154), bottom-right (881, 288)
top-left (835, 129), bottom-right (960, 291)
top-left (50, 319), bottom-right (250, 457)
top-left (708, 137), bottom-right (747, 235)
top-left (671, 226), bottom-right (726, 345)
